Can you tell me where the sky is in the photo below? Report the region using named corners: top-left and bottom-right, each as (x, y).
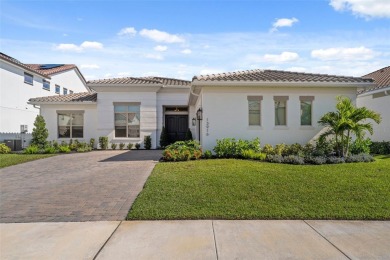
top-left (0, 0), bottom-right (389, 80)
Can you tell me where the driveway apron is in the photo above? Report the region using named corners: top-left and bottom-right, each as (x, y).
top-left (0, 150), bottom-right (161, 223)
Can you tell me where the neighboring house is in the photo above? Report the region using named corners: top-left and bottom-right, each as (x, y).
top-left (357, 66), bottom-right (390, 141)
top-left (0, 52), bottom-right (89, 148)
top-left (28, 69), bottom-right (375, 150)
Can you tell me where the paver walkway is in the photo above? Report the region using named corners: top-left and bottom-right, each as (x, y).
top-left (1, 220), bottom-right (389, 259)
top-left (0, 150), bottom-right (161, 223)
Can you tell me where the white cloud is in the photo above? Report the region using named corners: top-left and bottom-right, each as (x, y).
top-left (311, 46), bottom-right (375, 60)
top-left (117, 72), bottom-right (132, 77)
top-left (80, 41), bottom-right (103, 50)
top-left (330, 0), bottom-right (390, 18)
top-left (144, 53), bottom-right (164, 60)
top-left (199, 69), bottom-right (224, 75)
top-left (181, 49), bottom-right (192, 54)
top-left (286, 67), bottom-right (307, 72)
top-left (139, 29), bottom-right (185, 43)
top-left (80, 64), bottom-right (100, 69)
top-left (263, 52), bottom-right (299, 63)
top-left (118, 27), bottom-right (137, 37)
top-left (54, 41), bottom-right (103, 52)
top-left (154, 45), bottom-right (168, 52)
top-left (271, 17), bottom-right (299, 32)
top-left (55, 43), bottom-right (82, 52)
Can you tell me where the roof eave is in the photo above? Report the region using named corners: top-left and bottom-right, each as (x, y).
top-left (1, 58), bottom-right (51, 79)
top-left (358, 86), bottom-right (390, 97)
top-left (191, 80), bottom-right (375, 88)
top-left (28, 101), bottom-right (97, 105)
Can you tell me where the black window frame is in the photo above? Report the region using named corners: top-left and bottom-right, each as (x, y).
top-left (24, 72), bottom-right (33, 85)
top-left (43, 80), bottom-right (50, 91)
top-left (55, 85), bottom-right (60, 94)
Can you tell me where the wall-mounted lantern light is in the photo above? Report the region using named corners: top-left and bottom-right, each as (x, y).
top-left (192, 118), bottom-right (196, 126)
top-left (196, 108), bottom-right (203, 121)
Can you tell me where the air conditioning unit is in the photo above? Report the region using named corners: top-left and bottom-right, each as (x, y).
top-left (20, 125), bottom-right (28, 133)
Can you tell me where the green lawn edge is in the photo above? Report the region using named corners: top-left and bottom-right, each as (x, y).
top-left (128, 155), bottom-right (390, 220)
top-left (0, 154), bottom-right (57, 169)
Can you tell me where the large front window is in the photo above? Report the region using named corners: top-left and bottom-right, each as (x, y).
top-left (58, 112), bottom-right (84, 138)
top-left (114, 104), bottom-right (140, 138)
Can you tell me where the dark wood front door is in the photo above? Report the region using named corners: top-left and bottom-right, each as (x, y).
top-left (165, 115), bottom-right (188, 144)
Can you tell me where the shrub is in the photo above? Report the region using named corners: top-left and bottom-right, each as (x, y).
top-left (144, 136), bottom-right (152, 150)
top-left (111, 143), bottom-right (117, 150)
top-left (283, 155), bottom-right (305, 165)
top-left (77, 145), bottom-right (92, 153)
top-left (369, 141), bottom-right (390, 155)
top-left (159, 126), bottom-right (169, 148)
top-left (61, 141), bottom-right (68, 147)
top-left (185, 128), bottom-right (193, 141)
top-left (89, 138), bottom-right (95, 149)
top-left (24, 145), bottom-right (40, 154)
top-left (305, 156), bottom-right (327, 165)
top-left (69, 139), bottom-right (79, 151)
top-left (99, 136), bottom-right (108, 150)
top-left (285, 143), bottom-right (304, 156)
top-left (350, 138), bottom-right (371, 155)
top-left (127, 143), bottom-right (133, 150)
top-left (44, 146), bottom-right (57, 154)
top-left (135, 143), bottom-right (141, 150)
top-left (313, 139), bottom-right (335, 157)
top-left (262, 144), bottom-right (274, 155)
top-left (303, 143), bottom-right (315, 157)
top-left (326, 156), bottom-right (345, 164)
top-left (345, 154), bottom-right (375, 163)
top-left (119, 143), bottom-right (125, 150)
top-left (213, 138), bottom-right (260, 158)
top-left (58, 145), bottom-right (71, 153)
top-left (52, 140), bottom-right (59, 149)
top-left (266, 154), bottom-right (284, 163)
top-left (274, 143), bottom-right (286, 155)
top-left (162, 140), bottom-right (202, 162)
top-left (203, 150), bottom-right (213, 159)
top-left (242, 149), bottom-right (267, 161)
top-left (31, 115), bottom-right (49, 149)
top-left (0, 143), bottom-right (11, 154)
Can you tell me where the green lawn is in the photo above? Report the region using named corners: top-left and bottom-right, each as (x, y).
top-left (128, 155), bottom-right (390, 220)
top-left (0, 154), bottom-right (56, 168)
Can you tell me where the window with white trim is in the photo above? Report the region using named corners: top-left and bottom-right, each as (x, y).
top-left (43, 80), bottom-right (50, 91)
top-left (58, 112), bottom-right (84, 138)
top-left (248, 96), bottom-right (262, 126)
top-left (24, 73), bottom-right (33, 85)
top-left (55, 85), bottom-right (60, 94)
top-left (300, 96), bottom-right (314, 126)
top-left (63, 88), bottom-right (68, 95)
top-left (114, 103), bottom-right (140, 138)
top-left (274, 96), bottom-right (288, 126)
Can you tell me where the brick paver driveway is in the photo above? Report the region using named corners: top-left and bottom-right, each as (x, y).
top-left (0, 150), bottom-right (161, 223)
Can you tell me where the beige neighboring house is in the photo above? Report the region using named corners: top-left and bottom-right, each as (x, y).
top-left (29, 69), bottom-right (375, 150)
top-left (0, 52), bottom-right (89, 149)
top-left (357, 66), bottom-right (390, 141)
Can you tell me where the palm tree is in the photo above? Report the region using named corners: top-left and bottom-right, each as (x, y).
top-left (318, 96), bottom-right (381, 157)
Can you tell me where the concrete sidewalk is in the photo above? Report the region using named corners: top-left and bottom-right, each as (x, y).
top-left (1, 220), bottom-right (389, 259)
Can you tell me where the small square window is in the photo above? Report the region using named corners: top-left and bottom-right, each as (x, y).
top-left (24, 73), bottom-right (33, 85)
top-left (43, 80), bottom-right (50, 91)
top-left (69, 90), bottom-right (74, 94)
top-left (55, 85), bottom-right (60, 94)
top-left (63, 88), bottom-right (68, 95)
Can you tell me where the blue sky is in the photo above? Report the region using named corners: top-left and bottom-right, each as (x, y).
top-left (1, 0), bottom-right (389, 80)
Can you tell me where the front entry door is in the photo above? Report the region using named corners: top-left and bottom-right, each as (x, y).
top-left (165, 115), bottom-right (188, 144)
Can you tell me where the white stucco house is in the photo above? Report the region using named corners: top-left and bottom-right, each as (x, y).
top-left (357, 66), bottom-right (390, 141)
top-left (0, 52), bottom-right (89, 148)
top-left (28, 69), bottom-right (377, 150)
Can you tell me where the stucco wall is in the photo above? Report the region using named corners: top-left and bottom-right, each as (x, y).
top-left (199, 86), bottom-right (357, 151)
top-left (357, 92), bottom-right (390, 141)
top-left (50, 69), bottom-right (87, 94)
top-left (40, 104), bottom-right (98, 146)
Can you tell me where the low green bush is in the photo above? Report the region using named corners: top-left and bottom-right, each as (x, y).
top-left (135, 143), bottom-right (141, 150)
top-left (127, 143), bottom-right (133, 150)
top-left (326, 156), bottom-right (345, 164)
top-left (370, 141), bottom-right (390, 155)
top-left (24, 145), bottom-right (40, 154)
top-left (242, 149), bottom-right (266, 161)
top-left (262, 144), bottom-right (274, 155)
top-left (89, 138), bottom-right (95, 149)
top-left (213, 138), bottom-right (260, 158)
top-left (162, 140), bottom-right (202, 162)
top-left (111, 143), bottom-right (117, 150)
top-left (203, 150), bottom-right (213, 159)
top-left (345, 154), bottom-right (374, 163)
top-left (283, 155), bottom-right (305, 165)
top-left (266, 154), bottom-right (284, 163)
top-left (0, 143), bottom-right (11, 154)
top-left (44, 146), bottom-right (57, 154)
top-left (58, 145), bottom-right (71, 153)
top-left (99, 136), bottom-right (109, 150)
top-left (305, 156), bottom-right (327, 165)
top-left (119, 143), bottom-right (125, 150)
top-left (284, 143), bottom-right (304, 156)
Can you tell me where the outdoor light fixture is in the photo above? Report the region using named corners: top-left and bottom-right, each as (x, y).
top-left (192, 118), bottom-right (196, 126)
top-left (196, 108), bottom-right (203, 121)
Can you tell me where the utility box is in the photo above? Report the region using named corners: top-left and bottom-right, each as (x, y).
top-left (4, 139), bottom-right (22, 151)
